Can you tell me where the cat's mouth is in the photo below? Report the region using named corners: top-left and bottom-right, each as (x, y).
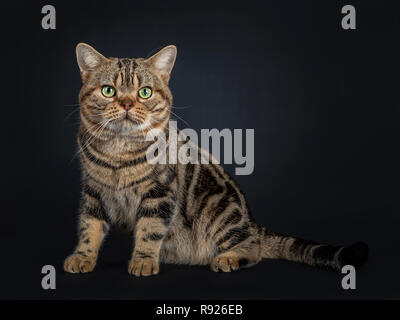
top-left (110, 112), bottom-right (142, 125)
top-left (105, 112), bottom-right (146, 135)
top-left (124, 113), bottom-right (142, 125)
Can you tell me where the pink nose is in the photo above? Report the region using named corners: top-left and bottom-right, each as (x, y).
top-left (120, 99), bottom-right (134, 111)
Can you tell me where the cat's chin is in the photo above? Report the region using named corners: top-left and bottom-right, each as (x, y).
top-left (108, 118), bottom-right (144, 136)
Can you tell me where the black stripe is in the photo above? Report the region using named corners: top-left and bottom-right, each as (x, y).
top-left (83, 204), bottom-right (110, 223)
top-left (113, 72), bottom-right (119, 85)
top-left (164, 166), bottom-right (177, 185)
top-left (120, 174), bottom-right (153, 189)
top-left (158, 202), bottom-right (174, 224)
top-left (197, 183), bottom-right (224, 219)
top-left (131, 60), bottom-right (137, 85)
top-left (89, 139), bottom-right (152, 160)
top-left (194, 167), bottom-right (219, 197)
top-left (81, 144), bottom-right (115, 169)
top-left (213, 209), bottom-right (242, 238)
top-left (216, 223), bottom-right (251, 251)
top-left (191, 167), bottom-right (225, 226)
top-left (86, 104), bottom-right (105, 111)
top-left (118, 155), bottom-right (148, 169)
top-left (179, 163), bottom-right (195, 228)
top-left (81, 143), bottom-right (148, 170)
top-left (86, 172), bottom-right (152, 191)
top-left (79, 226), bottom-right (88, 234)
top-left (312, 245), bottom-right (340, 267)
top-left (204, 191), bottom-right (232, 234)
top-left (212, 164), bottom-right (226, 180)
top-left (289, 238), bottom-right (318, 258)
top-left (142, 184), bottom-right (170, 200)
top-left (137, 201), bottom-right (173, 225)
top-left (225, 181), bottom-right (241, 204)
top-left (143, 233), bottom-right (164, 242)
top-left (76, 250), bottom-right (87, 257)
top-left (83, 184), bottom-right (102, 202)
top-left (125, 59), bottom-right (131, 85)
top-left (204, 180), bottom-right (242, 235)
top-left (119, 58), bottom-right (130, 85)
top-left (80, 87), bottom-right (96, 103)
top-left (135, 251), bottom-right (153, 259)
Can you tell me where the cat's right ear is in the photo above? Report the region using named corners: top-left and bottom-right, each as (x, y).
top-left (76, 43), bottom-right (107, 82)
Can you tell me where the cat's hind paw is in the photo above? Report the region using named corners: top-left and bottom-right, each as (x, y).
top-left (211, 256), bottom-right (240, 272)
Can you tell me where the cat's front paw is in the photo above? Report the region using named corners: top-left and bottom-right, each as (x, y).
top-left (64, 253), bottom-right (97, 274)
top-left (128, 257), bottom-right (160, 277)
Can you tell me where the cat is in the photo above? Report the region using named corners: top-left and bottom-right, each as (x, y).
top-left (64, 43), bottom-right (368, 276)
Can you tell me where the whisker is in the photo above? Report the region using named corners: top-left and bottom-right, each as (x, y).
top-left (63, 108), bottom-right (80, 121)
top-left (171, 104), bottom-right (193, 110)
top-left (70, 118), bottom-right (112, 162)
top-left (169, 109), bottom-right (191, 127)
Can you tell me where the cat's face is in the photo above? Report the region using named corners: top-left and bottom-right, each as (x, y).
top-left (76, 43), bottom-right (176, 137)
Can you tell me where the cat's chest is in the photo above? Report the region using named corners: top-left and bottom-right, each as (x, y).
top-left (103, 189), bottom-right (142, 228)
top-left (82, 137), bottom-right (154, 190)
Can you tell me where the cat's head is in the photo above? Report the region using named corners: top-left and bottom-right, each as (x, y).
top-left (76, 43), bottom-right (176, 137)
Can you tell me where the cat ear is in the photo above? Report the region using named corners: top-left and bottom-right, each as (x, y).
top-left (76, 43), bottom-right (107, 81)
top-left (146, 45), bottom-right (177, 83)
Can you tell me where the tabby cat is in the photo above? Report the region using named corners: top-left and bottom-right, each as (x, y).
top-left (64, 43), bottom-right (368, 276)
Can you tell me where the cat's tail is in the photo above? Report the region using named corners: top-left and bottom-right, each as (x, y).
top-left (259, 227), bottom-right (369, 271)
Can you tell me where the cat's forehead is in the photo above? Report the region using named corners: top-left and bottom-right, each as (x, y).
top-left (93, 57), bottom-right (158, 87)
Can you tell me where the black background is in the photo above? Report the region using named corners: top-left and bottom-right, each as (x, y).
top-left (1, 0), bottom-right (399, 299)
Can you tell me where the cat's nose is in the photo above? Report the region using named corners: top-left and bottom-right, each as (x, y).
top-left (119, 98), bottom-right (134, 111)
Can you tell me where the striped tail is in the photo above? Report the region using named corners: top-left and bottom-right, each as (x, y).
top-left (260, 227), bottom-right (369, 271)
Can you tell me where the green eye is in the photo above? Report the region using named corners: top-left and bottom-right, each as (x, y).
top-left (101, 86), bottom-right (116, 98)
top-left (138, 87), bottom-right (152, 99)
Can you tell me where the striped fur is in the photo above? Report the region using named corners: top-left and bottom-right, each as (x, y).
top-left (64, 43), bottom-right (368, 276)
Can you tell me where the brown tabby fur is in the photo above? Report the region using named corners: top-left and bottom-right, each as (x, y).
top-left (64, 43), bottom-right (368, 276)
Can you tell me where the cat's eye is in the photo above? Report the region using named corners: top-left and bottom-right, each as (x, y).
top-left (101, 86), bottom-right (116, 98)
top-left (138, 87), bottom-right (152, 99)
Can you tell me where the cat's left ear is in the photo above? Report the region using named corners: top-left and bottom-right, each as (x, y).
top-left (146, 45), bottom-right (177, 83)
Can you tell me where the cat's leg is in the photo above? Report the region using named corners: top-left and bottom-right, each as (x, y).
top-left (128, 197), bottom-right (174, 276)
top-left (210, 226), bottom-right (262, 273)
top-left (128, 217), bottom-right (168, 276)
top-left (64, 186), bottom-right (110, 273)
top-left (64, 213), bottom-right (110, 273)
